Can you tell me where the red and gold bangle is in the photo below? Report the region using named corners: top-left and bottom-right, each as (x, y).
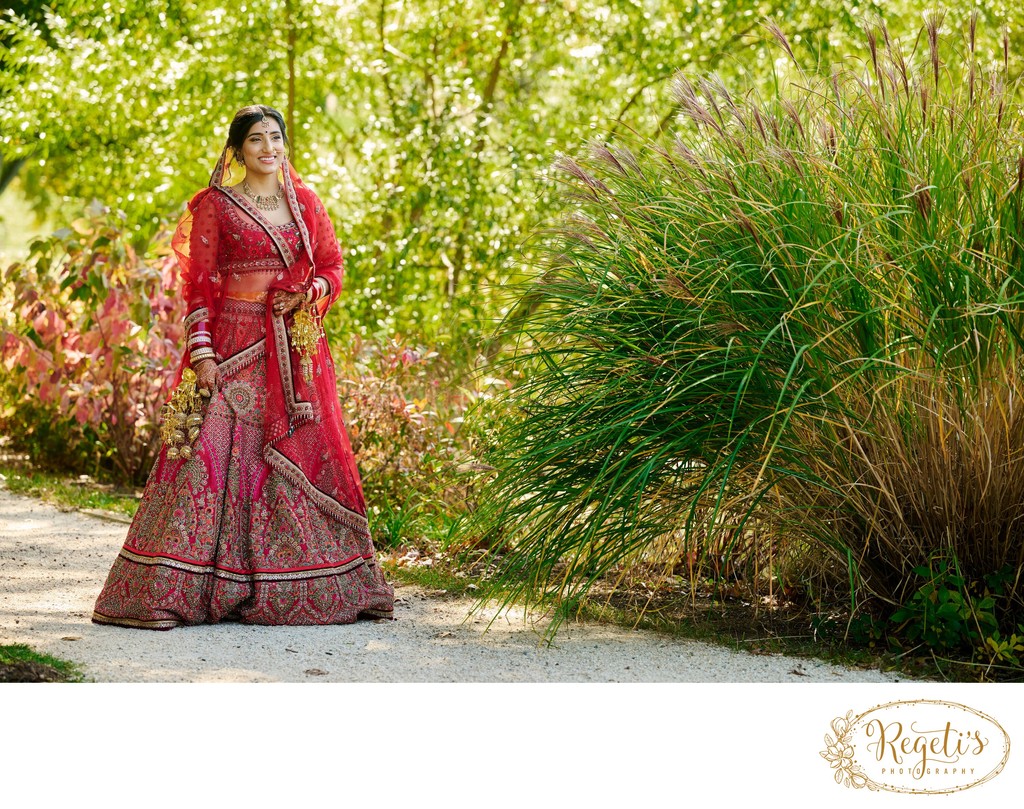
top-left (187, 319), bottom-right (213, 355)
top-left (190, 348), bottom-right (216, 364)
top-left (187, 334), bottom-right (213, 349)
top-left (184, 308), bottom-right (210, 331)
top-left (306, 277), bottom-right (329, 303)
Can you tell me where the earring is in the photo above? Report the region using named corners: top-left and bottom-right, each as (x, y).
top-left (235, 152), bottom-right (245, 166)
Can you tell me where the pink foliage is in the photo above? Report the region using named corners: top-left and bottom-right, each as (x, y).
top-left (0, 208), bottom-right (186, 483)
top-left (334, 335), bottom-right (483, 508)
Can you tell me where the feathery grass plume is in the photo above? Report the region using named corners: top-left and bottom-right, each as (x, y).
top-left (926, 11), bottom-right (943, 91)
top-left (467, 19), bottom-right (1024, 636)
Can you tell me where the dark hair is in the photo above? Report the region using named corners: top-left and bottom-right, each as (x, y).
top-left (227, 105), bottom-right (289, 156)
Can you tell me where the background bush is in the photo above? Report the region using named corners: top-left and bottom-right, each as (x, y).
top-left (0, 205), bottom-right (183, 484)
top-left (4, 1), bottom-right (1018, 344)
top-left (473, 17), bottom-right (1024, 667)
top-left (335, 333), bottom-right (503, 549)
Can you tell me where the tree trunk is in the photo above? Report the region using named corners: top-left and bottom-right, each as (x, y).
top-left (285, 0), bottom-right (297, 162)
top-left (0, 156), bottom-right (26, 197)
top-left (447, 0), bottom-right (522, 301)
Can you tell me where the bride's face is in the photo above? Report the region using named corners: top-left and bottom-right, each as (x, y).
top-left (240, 118), bottom-right (286, 176)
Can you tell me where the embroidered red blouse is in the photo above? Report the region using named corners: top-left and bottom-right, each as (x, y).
top-left (171, 178), bottom-right (365, 517)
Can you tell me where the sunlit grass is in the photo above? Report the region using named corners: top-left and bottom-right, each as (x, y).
top-left (0, 465), bottom-right (140, 517)
top-left (0, 643), bottom-right (86, 683)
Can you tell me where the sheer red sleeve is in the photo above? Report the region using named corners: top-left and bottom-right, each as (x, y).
top-left (171, 190), bottom-right (221, 371)
top-left (168, 188), bottom-right (222, 383)
top-left (180, 192), bottom-right (220, 318)
top-left (309, 196), bottom-right (344, 315)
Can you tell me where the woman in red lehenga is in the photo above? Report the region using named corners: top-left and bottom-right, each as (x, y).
top-left (93, 105), bottom-right (394, 629)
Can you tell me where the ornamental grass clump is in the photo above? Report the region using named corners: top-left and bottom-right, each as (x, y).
top-left (474, 16), bottom-right (1024, 639)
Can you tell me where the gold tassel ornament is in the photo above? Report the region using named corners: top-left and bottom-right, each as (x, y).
top-left (160, 367), bottom-right (210, 459)
top-left (289, 302), bottom-right (322, 383)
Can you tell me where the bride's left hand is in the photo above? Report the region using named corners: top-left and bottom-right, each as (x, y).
top-left (273, 291), bottom-right (306, 317)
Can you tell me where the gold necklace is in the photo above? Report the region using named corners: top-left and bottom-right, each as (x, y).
top-left (242, 180), bottom-right (283, 212)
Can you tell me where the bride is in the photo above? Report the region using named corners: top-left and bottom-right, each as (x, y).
top-left (92, 105), bottom-right (394, 629)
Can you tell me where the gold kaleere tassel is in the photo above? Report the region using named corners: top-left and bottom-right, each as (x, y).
top-left (160, 367), bottom-right (211, 459)
top-left (290, 302), bottom-right (321, 383)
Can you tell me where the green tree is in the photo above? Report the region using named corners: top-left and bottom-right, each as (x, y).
top-left (3, 1), bottom-right (1021, 341)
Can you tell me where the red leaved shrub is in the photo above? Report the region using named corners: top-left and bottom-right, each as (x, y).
top-left (333, 333), bottom-right (505, 547)
top-left (0, 205), bottom-right (184, 484)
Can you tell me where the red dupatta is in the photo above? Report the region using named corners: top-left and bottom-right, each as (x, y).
top-left (170, 148), bottom-right (369, 524)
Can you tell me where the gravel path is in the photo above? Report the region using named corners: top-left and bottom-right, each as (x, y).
top-left (0, 486), bottom-right (906, 682)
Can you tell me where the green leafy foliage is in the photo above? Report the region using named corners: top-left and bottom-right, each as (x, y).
top-left (889, 556), bottom-right (998, 653)
top-left (5, 0), bottom-right (990, 342)
top-left (817, 556), bottom-right (1024, 676)
top-left (983, 628), bottom-right (1024, 666)
top-left (334, 333), bottom-right (505, 549)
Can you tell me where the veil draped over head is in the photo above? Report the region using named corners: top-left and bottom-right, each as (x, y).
top-left (168, 127), bottom-right (367, 522)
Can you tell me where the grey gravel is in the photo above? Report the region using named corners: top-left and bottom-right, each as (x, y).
top-left (0, 486), bottom-right (905, 683)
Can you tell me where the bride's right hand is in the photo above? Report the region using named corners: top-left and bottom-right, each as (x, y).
top-left (194, 358), bottom-right (221, 395)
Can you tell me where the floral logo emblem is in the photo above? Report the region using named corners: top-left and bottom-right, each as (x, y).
top-left (821, 711), bottom-right (876, 790)
top-left (821, 700), bottom-right (1010, 794)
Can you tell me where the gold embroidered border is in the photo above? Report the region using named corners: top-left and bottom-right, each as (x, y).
top-left (221, 298), bottom-right (268, 315)
top-left (270, 312), bottom-right (314, 422)
top-left (119, 547), bottom-right (211, 576)
top-left (215, 556), bottom-right (368, 583)
top-left (91, 611), bottom-right (180, 630)
top-left (217, 337), bottom-right (266, 378)
top-left (266, 446), bottom-right (372, 537)
top-left (117, 546), bottom-right (370, 583)
top-left (221, 256), bottom-right (287, 275)
top-left (284, 156), bottom-right (315, 263)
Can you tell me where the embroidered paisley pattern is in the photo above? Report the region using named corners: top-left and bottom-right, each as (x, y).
top-left (212, 192), bottom-right (305, 278)
top-left (93, 296), bottom-right (393, 629)
top-left (223, 379), bottom-right (257, 419)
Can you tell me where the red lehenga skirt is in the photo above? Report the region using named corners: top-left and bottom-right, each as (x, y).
top-left (92, 299), bottom-right (394, 629)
